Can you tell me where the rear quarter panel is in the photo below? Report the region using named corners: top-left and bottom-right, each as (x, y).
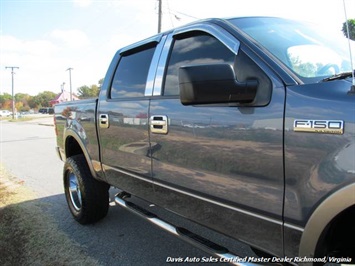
top-left (54, 99), bottom-right (102, 178)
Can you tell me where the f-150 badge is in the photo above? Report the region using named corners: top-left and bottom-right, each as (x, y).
top-left (294, 120), bottom-right (344, 134)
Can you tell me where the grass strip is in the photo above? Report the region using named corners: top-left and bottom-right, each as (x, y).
top-left (0, 165), bottom-right (100, 266)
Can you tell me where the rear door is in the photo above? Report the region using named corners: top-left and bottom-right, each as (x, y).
top-left (97, 37), bottom-right (164, 199)
top-left (149, 23), bottom-right (286, 256)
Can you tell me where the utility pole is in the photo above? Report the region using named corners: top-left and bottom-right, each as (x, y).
top-left (5, 66), bottom-right (19, 119)
top-left (61, 82), bottom-right (65, 94)
top-left (66, 67), bottom-right (73, 101)
top-left (158, 0), bottom-right (162, 33)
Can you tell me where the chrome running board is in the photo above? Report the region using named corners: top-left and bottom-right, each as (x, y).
top-left (114, 192), bottom-right (257, 266)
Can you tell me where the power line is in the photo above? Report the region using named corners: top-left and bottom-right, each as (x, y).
top-left (158, 0), bottom-right (199, 31)
top-left (166, 0), bottom-right (176, 29)
top-left (170, 9), bottom-right (199, 20)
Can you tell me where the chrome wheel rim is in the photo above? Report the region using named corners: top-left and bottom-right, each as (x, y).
top-left (68, 172), bottom-right (82, 211)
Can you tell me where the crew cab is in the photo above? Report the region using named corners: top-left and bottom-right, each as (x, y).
top-left (54, 17), bottom-right (355, 264)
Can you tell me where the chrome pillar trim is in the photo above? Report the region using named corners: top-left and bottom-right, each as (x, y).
top-left (173, 22), bottom-right (240, 55)
top-left (145, 35), bottom-right (168, 96)
top-left (152, 34), bottom-right (174, 96)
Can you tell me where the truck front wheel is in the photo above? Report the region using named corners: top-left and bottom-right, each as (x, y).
top-left (63, 154), bottom-right (110, 224)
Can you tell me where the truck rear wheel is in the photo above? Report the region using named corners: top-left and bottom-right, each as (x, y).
top-left (64, 154), bottom-right (110, 224)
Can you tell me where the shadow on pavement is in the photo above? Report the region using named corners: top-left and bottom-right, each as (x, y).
top-left (3, 188), bottom-right (250, 266)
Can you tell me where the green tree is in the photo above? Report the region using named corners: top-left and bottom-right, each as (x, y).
top-left (15, 93), bottom-right (32, 111)
top-left (31, 91), bottom-right (56, 108)
top-left (0, 93), bottom-right (12, 109)
top-left (15, 93), bottom-right (30, 102)
top-left (77, 84), bottom-right (100, 99)
top-left (342, 19), bottom-right (355, 40)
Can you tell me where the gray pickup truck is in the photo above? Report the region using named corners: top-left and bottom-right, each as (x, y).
top-left (54, 17), bottom-right (355, 265)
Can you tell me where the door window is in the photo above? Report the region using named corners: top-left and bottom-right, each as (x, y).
top-left (163, 33), bottom-right (235, 96)
top-left (110, 45), bottom-right (156, 99)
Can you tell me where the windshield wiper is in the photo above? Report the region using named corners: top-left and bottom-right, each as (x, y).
top-left (322, 70), bottom-right (354, 82)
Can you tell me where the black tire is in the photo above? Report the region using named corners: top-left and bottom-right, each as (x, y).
top-left (63, 154), bottom-right (110, 224)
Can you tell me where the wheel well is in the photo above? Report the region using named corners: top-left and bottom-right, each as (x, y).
top-left (65, 136), bottom-right (84, 159)
top-left (315, 205), bottom-right (355, 258)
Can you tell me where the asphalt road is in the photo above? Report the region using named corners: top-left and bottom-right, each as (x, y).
top-left (0, 116), bottom-right (254, 265)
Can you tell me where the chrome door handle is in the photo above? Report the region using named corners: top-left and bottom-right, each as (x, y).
top-left (150, 115), bottom-right (168, 134)
top-left (99, 114), bottom-right (110, 128)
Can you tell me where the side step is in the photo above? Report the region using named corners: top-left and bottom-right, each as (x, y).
top-left (114, 192), bottom-right (257, 266)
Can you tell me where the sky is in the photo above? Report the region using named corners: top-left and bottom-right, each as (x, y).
top-left (1, 0), bottom-right (355, 96)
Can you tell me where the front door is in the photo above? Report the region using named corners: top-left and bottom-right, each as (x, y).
top-left (149, 28), bottom-right (285, 255)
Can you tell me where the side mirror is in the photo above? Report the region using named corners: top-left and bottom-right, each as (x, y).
top-left (179, 64), bottom-right (258, 105)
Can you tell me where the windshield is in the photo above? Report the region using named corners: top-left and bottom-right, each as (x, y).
top-left (229, 17), bottom-right (355, 83)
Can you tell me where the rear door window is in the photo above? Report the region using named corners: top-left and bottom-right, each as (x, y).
top-left (110, 45), bottom-right (156, 99)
